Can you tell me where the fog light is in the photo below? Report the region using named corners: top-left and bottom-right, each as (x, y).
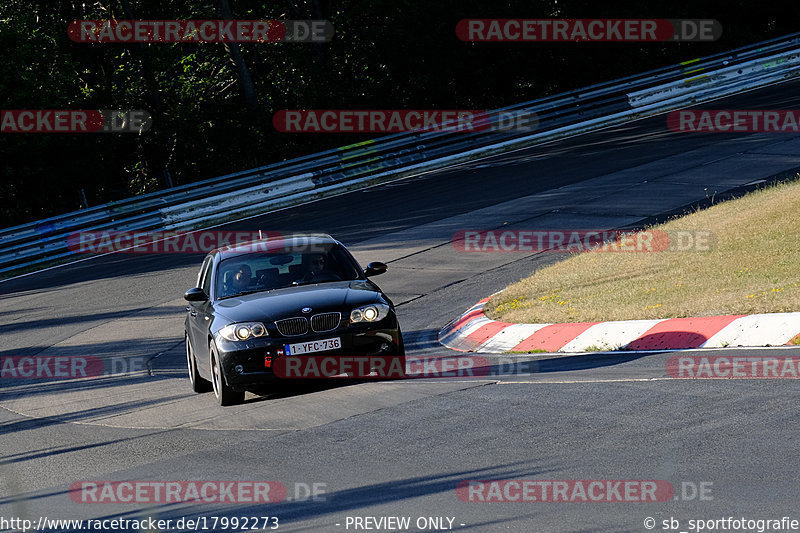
top-left (234, 365), bottom-right (244, 374)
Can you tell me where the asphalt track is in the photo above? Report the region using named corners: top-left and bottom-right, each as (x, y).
top-left (2, 80), bottom-right (800, 532)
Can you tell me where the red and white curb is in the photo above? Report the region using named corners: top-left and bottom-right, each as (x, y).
top-left (440, 298), bottom-right (800, 353)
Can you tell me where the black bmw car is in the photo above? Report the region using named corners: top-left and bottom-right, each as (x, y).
top-left (183, 234), bottom-right (404, 405)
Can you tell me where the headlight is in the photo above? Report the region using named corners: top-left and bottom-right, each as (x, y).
top-left (350, 303), bottom-right (390, 323)
top-left (219, 322), bottom-right (268, 341)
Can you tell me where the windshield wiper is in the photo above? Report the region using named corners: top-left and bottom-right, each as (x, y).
top-left (219, 288), bottom-right (273, 300)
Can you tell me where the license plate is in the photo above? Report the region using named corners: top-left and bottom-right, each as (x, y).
top-left (284, 337), bottom-right (341, 356)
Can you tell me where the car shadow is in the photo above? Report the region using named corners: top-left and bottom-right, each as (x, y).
top-left (243, 379), bottom-right (361, 403)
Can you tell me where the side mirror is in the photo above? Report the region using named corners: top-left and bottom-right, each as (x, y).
top-left (184, 287), bottom-right (209, 302)
top-left (364, 261), bottom-right (387, 277)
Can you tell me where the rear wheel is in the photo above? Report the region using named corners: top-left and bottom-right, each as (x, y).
top-left (186, 335), bottom-right (210, 393)
top-left (210, 342), bottom-right (245, 406)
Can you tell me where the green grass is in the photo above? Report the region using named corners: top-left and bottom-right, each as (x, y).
top-left (487, 177), bottom-right (800, 323)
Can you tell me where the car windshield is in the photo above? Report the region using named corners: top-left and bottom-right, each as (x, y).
top-left (215, 243), bottom-right (363, 299)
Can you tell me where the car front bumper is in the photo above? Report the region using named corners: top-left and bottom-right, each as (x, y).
top-left (214, 320), bottom-right (403, 390)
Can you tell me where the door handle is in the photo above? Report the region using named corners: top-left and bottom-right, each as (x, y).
top-left (190, 311), bottom-right (198, 317)
top-left (185, 306), bottom-right (191, 312)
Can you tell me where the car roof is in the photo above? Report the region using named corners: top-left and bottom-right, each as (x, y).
top-left (213, 233), bottom-right (339, 261)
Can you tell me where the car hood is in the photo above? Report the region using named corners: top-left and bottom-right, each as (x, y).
top-left (212, 280), bottom-right (383, 323)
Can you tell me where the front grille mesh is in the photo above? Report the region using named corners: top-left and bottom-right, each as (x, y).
top-left (311, 312), bottom-right (341, 333)
top-left (275, 317), bottom-right (308, 336)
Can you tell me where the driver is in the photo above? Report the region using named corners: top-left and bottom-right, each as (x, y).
top-left (295, 252), bottom-right (341, 283)
top-left (303, 253), bottom-right (327, 279)
top-left (229, 264), bottom-right (252, 294)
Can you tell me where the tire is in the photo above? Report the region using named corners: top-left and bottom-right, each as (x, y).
top-left (397, 329), bottom-right (406, 356)
top-left (186, 335), bottom-right (211, 393)
top-left (396, 330), bottom-right (407, 378)
top-left (369, 330), bottom-right (406, 378)
top-left (210, 342), bottom-right (245, 406)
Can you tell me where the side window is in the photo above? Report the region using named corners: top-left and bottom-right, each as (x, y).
top-left (201, 258), bottom-right (214, 295)
top-left (196, 257), bottom-right (210, 288)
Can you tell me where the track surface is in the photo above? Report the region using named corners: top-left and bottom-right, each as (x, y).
top-left (2, 80), bottom-right (800, 532)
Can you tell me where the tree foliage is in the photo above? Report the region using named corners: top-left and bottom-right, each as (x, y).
top-left (0, 0), bottom-right (796, 226)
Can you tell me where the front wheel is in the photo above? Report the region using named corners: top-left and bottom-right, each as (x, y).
top-left (210, 342), bottom-right (245, 406)
top-left (396, 330), bottom-right (407, 378)
top-left (186, 335), bottom-right (210, 393)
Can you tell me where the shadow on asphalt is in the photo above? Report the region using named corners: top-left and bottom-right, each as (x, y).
top-left (501, 350), bottom-right (664, 374)
top-left (0, 391), bottom-right (187, 435)
top-left (244, 379), bottom-right (361, 403)
top-left (0, 460), bottom-right (558, 529)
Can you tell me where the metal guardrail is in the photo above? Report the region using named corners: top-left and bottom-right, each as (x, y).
top-left (2, 32), bottom-right (800, 278)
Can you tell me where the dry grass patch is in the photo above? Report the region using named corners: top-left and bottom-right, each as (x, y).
top-left (487, 178), bottom-right (800, 323)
